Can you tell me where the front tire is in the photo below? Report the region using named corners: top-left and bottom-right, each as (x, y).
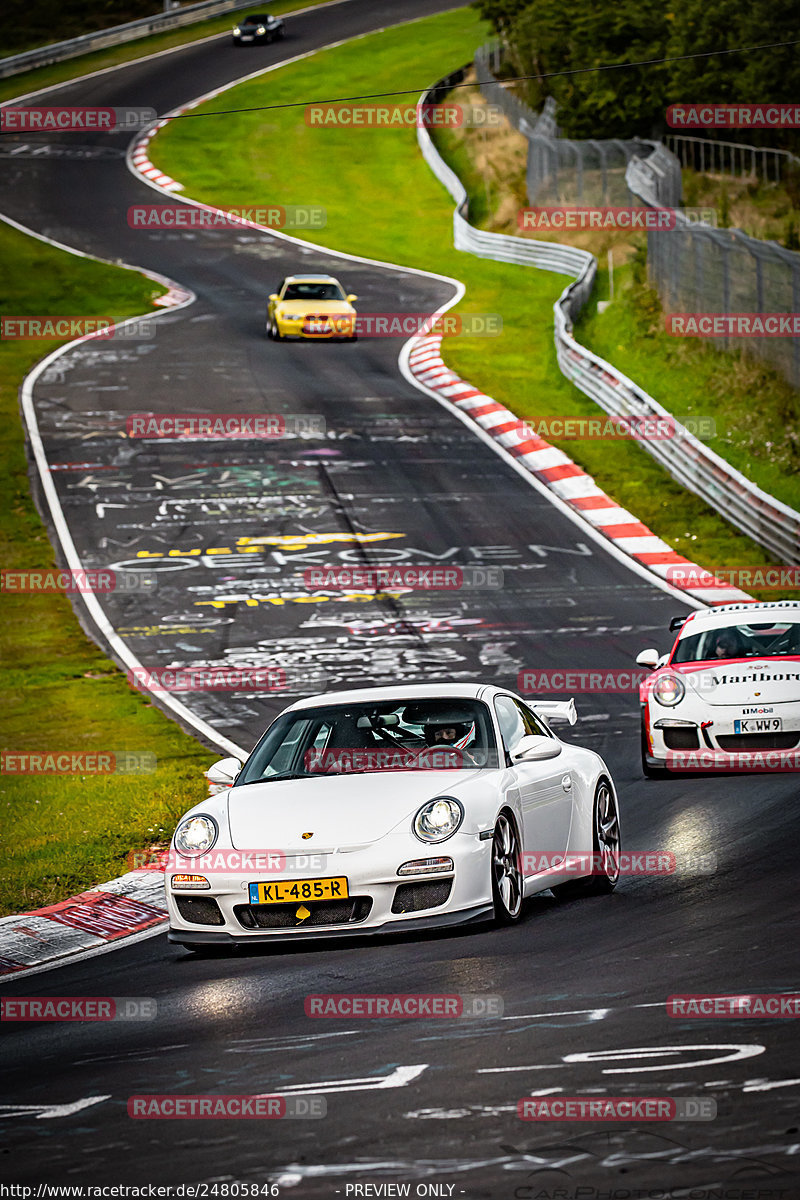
top-left (552, 778), bottom-right (621, 900)
top-left (491, 812), bottom-right (524, 923)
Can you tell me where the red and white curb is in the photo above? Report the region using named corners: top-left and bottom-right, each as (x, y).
top-left (130, 121), bottom-right (184, 192)
top-left (0, 871), bottom-right (167, 979)
top-left (407, 335), bottom-right (750, 607)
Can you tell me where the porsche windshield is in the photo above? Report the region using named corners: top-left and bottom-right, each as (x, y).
top-left (672, 619), bottom-right (800, 664)
top-left (236, 699), bottom-right (500, 783)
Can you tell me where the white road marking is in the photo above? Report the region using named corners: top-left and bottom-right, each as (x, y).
top-left (564, 1044), bottom-right (766, 1072)
top-left (742, 1077), bottom-right (800, 1092)
top-left (258, 1064), bottom-right (427, 1096)
top-left (500, 1005), bottom-right (614, 1022)
top-left (0, 1095), bottom-right (110, 1120)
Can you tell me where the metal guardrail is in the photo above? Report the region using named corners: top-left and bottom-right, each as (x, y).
top-left (422, 69), bottom-right (591, 279)
top-left (0, 0), bottom-right (256, 79)
top-left (419, 68), bottom-right (800, 567)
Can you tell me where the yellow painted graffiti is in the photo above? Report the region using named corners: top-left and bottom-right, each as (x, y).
top-left (195, 591), bottom-right (408, 610)
top-left (135, 531), bottom-right (405, 558)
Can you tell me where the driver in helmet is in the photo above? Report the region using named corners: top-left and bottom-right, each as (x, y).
top-left (419, 714), bottom-right (480, 767)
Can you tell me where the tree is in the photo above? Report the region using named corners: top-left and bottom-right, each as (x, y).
top-left (507, 0), bottom-right (670, 138)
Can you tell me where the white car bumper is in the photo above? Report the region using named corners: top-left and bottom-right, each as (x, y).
top-left (166, 831), bottom-right (493, 944)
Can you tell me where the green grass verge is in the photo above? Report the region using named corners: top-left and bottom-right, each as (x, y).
top-left (0, 221), bottom-right (211, 916)
top-left (578, 250), bottom-right (800, 514)
top-left (0, 0), bottom-right (332, 105)
top-left (150, 7), bottom-right (797, 597)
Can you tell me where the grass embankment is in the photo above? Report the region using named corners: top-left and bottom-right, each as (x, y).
top-left (0, 222), bottom-right (210, 916)
top-left (437, 80), bottom-right (800, 520)
top-left (150, 11), bottom-right (797, 595)
top-left (0, 0), bottom-right (332, 105)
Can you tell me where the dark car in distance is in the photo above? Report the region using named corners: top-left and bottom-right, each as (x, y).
top-left (231, 13), bottom-right (285, 44)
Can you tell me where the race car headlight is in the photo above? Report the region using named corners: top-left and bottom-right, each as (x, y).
top-left (256, 25), bottom-right (266, 33)
top-left (413, 798), bottom-right (463, 843)
top-left (653, 674), bottom-right (686, 707)
top-left (174, 814), bottom-right (218, 856)
top-left (233, 25), bottom-right (241, 33)
top-left (283, 313), bottom-right (303, 321)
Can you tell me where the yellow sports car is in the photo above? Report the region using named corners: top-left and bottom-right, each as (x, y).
top-left (266, 274), bottom-right (358, 340)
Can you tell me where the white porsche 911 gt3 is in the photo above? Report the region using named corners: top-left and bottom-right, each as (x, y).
top-left (166, 683), bottom-right (621, 951)
top-left (637, 601), bottom-right (800, 777)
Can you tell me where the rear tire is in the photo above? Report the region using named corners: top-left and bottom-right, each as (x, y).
top-left (552, 778), bottom-right (621, 900)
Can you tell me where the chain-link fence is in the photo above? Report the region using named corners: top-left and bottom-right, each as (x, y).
top-left (474, 43), bottom-right (654, 206)
top-left (628, 152), bottom-right (800, 389)
top-left (474, 41), bottom-right (800, 390)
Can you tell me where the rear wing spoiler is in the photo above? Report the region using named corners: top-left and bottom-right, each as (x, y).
top-left (529, 699), bottom-right (578, 726)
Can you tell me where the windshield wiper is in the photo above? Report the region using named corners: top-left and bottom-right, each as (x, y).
top-left (262, 771), bottom-right (311, 783)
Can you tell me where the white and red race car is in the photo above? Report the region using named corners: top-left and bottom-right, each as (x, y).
top-left (637, 601), bottom-right (800, 777)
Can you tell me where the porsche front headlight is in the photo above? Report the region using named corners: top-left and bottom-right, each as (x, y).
top-left (256, 25), bottom-right (266, 34)
top-left (413, 798), bottom-right (463, 843)
top-left (233, 25), bottom-right (241, 34)
top-left (174, 814), bottom-right (218, 855)
top-left (653, 674), bottom-right (686, 707)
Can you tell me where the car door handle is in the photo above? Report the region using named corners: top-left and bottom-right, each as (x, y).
top-left (561, 774), bottom-right (572, 792)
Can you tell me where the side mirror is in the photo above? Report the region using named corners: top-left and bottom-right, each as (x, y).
top-left (511, 734), bottom-right (562, 762)
top-left (636, 649), bottom-right (660, 670)
top-left (346, 294), bottom-right (358, 302)
top-left (205, 757), bottom-right (242, 792)
top-left (268, 293), bottom-right (279, 303)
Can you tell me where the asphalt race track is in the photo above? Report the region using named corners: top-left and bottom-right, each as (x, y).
top-left (1, 1), bottom-right (799, 1194)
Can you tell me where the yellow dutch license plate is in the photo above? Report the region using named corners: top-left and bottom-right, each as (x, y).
top-left (248, 877), bottom-right (349, 905)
